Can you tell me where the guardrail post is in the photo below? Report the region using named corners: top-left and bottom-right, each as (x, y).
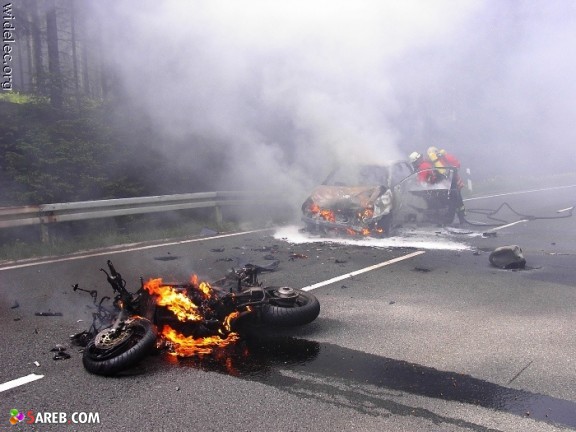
top-left (215, 204), bottom-right (223, 228)
top-left (40, 222), bottom-right (50, 244)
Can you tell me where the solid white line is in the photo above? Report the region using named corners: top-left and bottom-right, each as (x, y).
top-left (0, 374), bottom-right (44, 393)
top-left (301, 250), bottom-right (426, 291)
top-left (485, 220), bottom-right (528, 232)
top-left (464, 184), bottom-right (576, 202)
top-left (557, 206), bottom-right (574, 213)
top-left (0, 229), bottom-right (271, 271)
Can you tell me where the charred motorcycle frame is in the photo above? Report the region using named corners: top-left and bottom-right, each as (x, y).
top-left (72, 260), bottom-right (320, 376)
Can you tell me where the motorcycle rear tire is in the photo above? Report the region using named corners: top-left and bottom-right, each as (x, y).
top-left (261, 287), bottom-right (320, 326)
top-left (82, 317), bottom-right (157, 376)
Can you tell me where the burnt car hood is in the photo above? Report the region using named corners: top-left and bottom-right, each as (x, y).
top-left (305, 185), bottom-right (385, 209)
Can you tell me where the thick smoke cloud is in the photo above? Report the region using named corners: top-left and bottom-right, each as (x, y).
top-left (95, 0), bottom-right (575, 197)
top-left (94, 0), bottom-right (478, 192)
top-left (390, 0), bottom-right (576, 178)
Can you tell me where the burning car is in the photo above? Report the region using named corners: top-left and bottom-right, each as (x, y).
top-left (301, 161), bottom-right (460, 237)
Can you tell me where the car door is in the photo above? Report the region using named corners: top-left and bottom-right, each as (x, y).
top-left (389, 161), bottom-right (415, 224)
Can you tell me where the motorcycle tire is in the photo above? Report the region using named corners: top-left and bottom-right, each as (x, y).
top-left (261, 287), bottom-right (320, 327)
top-left (82, 317), bottom-right (157, 376)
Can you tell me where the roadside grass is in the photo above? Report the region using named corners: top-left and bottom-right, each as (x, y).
top-left (0, 91), bottom-right (46, 104)
top-left (0, 216), bottom-right (238, 263)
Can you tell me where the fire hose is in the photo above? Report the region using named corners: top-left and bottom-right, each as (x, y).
top-left (462, 202), bottom-right (575, 227)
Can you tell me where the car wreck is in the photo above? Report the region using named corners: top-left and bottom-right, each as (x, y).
top-left (301, 161), bottom-right (462, 237)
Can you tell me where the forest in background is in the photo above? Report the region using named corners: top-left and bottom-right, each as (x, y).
top-left (1, 1), bottom-right (219, 206)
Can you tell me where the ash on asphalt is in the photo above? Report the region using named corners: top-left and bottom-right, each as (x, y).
top-left (173, 333), bottom-right (576, 429)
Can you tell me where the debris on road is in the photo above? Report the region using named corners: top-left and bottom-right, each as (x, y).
top-left (289, 253), bottom-right (308, 260)
top-left (154, 255), bottom-right (180, 261)
top-left (413, 267), bottom-right (431, 273)
top-left (489, 245), bottom-right (526, 269)
top-left (51, 345), bottom-right (71, 360)
top-left (35, 312), bottom-right (63, 317)
top-left (11, 300), bottom-right (19, 309)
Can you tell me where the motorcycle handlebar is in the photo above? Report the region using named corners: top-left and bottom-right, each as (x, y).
top-left (107, 260), bottom-right (119, 277)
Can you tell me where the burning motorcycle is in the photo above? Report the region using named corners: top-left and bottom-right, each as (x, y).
top-left (72, 260), bottom-right (320, 376)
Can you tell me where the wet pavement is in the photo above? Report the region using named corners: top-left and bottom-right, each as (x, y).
top-left (2, 187), bottom-right (576, 431)
top-left (171, 333), bottom-right (576, 430)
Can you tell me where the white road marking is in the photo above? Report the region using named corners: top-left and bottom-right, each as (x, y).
top-left (300, 250), bottom-right (426, 291)
top-left (0, 374), bottom-right (44, 393)
top-left (484, 220), bottom-right (528, 232)
top-left (557, 206), bottom-right (574, 213)
top-left (0, 229), bottom-right (271, 271)
top-left (464, 184), bottom-right (576, 201)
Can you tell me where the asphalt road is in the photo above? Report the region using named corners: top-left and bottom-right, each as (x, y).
top-left (1, 185), bottom-right (575, 432)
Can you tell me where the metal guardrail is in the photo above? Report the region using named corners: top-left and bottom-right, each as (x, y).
top-left (0, 191), bottom-right (269, 231)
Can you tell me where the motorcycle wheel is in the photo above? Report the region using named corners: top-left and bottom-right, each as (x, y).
top-left (261, 287), bottom-right (320, 326)
top-left (82, 317), bottom-right (157, 376)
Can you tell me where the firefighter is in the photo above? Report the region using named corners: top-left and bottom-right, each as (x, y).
top-left (409, 151), bottom-right (439, 184)
top-left (427, 146), bottom-right (466, 224)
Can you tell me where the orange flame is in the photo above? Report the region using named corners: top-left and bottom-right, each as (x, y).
top-left (144, 276), bottom-right (246, 357)
top-left (144, 278), bottom-right (203, 322)
top-left (190, 274), bottom-right (212, 297)
top-left (309, 203), bottom-right (336, 222)
top-left (309, 201), bottom-right (386, 237)
top-left (161, 325), bottom-right (240, 357)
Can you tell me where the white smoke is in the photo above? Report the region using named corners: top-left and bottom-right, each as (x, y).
top-left (94, 0), bottom-right (480, 196)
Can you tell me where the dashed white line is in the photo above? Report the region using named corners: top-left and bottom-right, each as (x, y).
top-left (0, 229), bottom-right (271, 271)
top-left (0, 374), bottom-right (44, 393)
top-left (301, 250), bottom-right (426, 291)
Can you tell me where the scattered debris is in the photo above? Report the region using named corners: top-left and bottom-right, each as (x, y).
top-left (35, 312), bottom-right (63, 317)
top-left (210, 248), bottom-right (225, 252)
top-left (290, 253), bottom-right (308, 260)
top-left (335, 259), bottom-right (347, 264)
top-left (154, 256), bottom-right (180, 261)
top-left (216, 257), bottom-right (234, 262)
top-left (11, 301), bottom-right (19, 309)
top-left (413, 267), bottom-right (431, 273)
top-left (263, 254), bottom-right (277, 260)
top-left (489, 245), bottom-right (527, 269)
top-left (389, 301), bottom-right (396, 305)
top-left (13, 317), bottom-right (21, 321)
top-left (33, 361), bottom-right (40, 367)
top-left (51, 345), bottom-right (71, 360)
top-left (53, 351), bottom-right (71, 360)
top-left (251, 246), bottom-right (274, 252)
top-left (482, 232), bottom-right (498, 238)
top-left (473, 250), bottom-right (481, 256)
